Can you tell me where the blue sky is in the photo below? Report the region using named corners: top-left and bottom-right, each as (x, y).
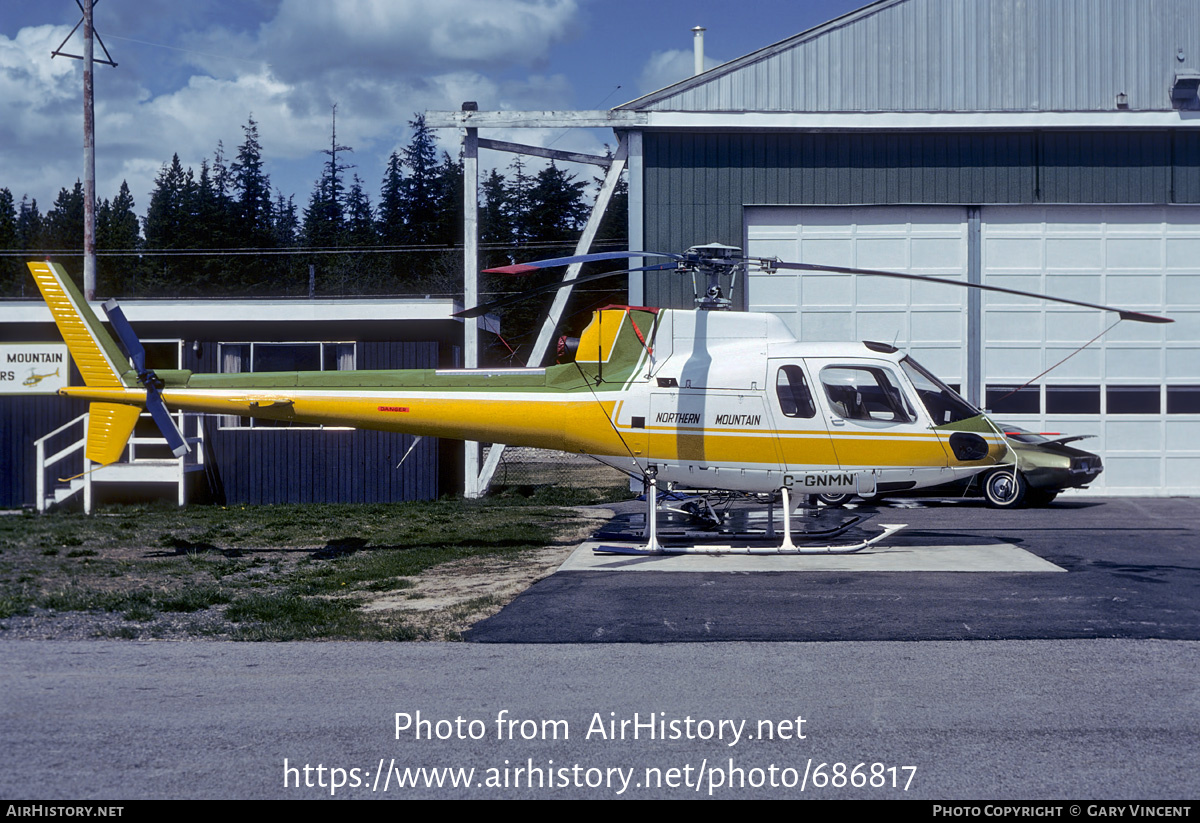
top-left (1, 0), bottom-right (865, 216)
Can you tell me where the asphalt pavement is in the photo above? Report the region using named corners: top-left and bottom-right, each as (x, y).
top-left (468, 497), bottom-right (1200, 643)
top-left (2, 496), bottom-right (1197, 800)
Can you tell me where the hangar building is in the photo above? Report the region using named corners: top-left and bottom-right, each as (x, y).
top-left (611, 0), bottom-right (1200, 496)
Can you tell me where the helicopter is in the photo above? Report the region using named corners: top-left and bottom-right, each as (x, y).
top-left (22, 367), bottom-right (61, 388)
top-left (24, 249), bottom-right (1170, 554)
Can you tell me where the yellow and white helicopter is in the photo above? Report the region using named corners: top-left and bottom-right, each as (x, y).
top-left (25, 248), bottom-right (1170, 554)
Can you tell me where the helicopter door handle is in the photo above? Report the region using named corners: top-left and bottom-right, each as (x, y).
top-left (830, 418), bottom-right (846, 426)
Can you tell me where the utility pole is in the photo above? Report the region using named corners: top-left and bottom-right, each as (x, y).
top-left (462, 102), bottom-right (480, 497)
top-left (51, 0), bottom-right (117, 301)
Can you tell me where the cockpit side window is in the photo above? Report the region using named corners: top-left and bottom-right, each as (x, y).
top-left (820, 366), bottom-right (915, 424)
top-left (776, 364), bottom-right (816, 418)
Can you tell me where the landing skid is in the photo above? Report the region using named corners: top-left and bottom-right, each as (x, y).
top-left (594, 523), bottom-right (907, 556)
top-left (594, 481), bottom-right (908, 556)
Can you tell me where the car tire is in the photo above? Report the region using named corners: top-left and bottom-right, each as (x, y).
top-left (983, 469), bottom-right (1027, 508)
top-left (1025, 489), bottom-right (1059, 507)
top-left (817, 493), bottom-right (853, 507)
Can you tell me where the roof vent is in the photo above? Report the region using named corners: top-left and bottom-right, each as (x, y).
top-left (692, 26), bottom-right (706, 76)
top-left (1170, 71), bottom-right (1200, 110)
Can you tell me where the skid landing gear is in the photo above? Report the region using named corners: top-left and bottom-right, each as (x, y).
top-left (594, 482), bottom-right (906, 556)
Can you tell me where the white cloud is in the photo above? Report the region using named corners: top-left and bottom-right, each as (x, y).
top-left (0, 26), bottom-right (90, 205)
top-left (0, 26), bottom-right (80, 141)
top-left (636, 49), bottom-right (721, 96)
top-left (0, 1), bottom-right (591, 211)
top-left (258, 0), bottom-right (580, 81)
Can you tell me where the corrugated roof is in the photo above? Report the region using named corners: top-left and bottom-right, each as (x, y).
top-left (617, 0), bottom-right (1200, 113)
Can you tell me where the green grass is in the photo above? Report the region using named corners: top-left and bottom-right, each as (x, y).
top-left (0, 488), bottom-right (628, 640)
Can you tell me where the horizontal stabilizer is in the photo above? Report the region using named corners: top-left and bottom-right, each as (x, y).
top-left (86, 402), bottom-right (142, 465)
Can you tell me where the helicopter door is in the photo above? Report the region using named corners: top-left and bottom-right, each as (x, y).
top-left (766, 361), bottom-right (846, 493)
top-left (808, 359), bottom-right (951, 495)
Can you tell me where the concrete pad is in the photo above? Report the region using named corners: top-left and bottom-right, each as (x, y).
top-left (559, 540), bottom-right (1066, 573)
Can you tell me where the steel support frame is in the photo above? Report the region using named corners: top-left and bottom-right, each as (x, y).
top-left (460, 129), bottom-right (629, 498)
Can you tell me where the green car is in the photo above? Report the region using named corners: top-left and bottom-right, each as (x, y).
top-left (819, 424), bottom-right (1104, 509)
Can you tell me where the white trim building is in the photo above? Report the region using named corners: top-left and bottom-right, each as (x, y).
top-left (604, 0), bottom-right (1200, 496)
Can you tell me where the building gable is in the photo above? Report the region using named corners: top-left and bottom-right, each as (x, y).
top-left (619, 0), bottom-right (1200, 113)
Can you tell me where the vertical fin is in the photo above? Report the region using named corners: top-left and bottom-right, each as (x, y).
top-left (26, 261), bottom-right (130, 388)
top-left (85, 402), bottom-right (141, 465)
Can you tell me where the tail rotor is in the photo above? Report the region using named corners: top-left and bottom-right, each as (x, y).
top-left (101, 300), bottom-right (190, 457)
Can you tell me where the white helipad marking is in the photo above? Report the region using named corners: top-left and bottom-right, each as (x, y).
top-left (559, 542), bottom-right (1065, 573)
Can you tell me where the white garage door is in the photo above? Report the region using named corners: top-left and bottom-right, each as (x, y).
top-left (745, 206), bottom-right (970, 384)
top-left (744, 204), bottom-right (1200, 496)
top-left (981, 206), bottom-right (1200, 495)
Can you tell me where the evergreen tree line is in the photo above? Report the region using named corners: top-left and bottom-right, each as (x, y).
top-left (0, 113), bottom-right (628, 307)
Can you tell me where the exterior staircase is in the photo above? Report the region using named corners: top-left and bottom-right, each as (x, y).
top-left (34, 411), bottom-right (206, 513)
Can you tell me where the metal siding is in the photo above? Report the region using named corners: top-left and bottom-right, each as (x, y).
top-left (1175, 131), bottom-right (1200, 203)
top-left (0, 396), bottom-right (90, 508)
top-left (642, 131), bottom-right (1191, 307)
top-left (623, 0), bottom-right (1200, 113)
top-left (1040, 132), bottom-right (1170, 204)
top-left (203, 341), bottom-right (439, 505)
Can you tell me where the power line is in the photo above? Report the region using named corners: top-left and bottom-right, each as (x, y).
top-left (1, 238), bottom-right (629, 258)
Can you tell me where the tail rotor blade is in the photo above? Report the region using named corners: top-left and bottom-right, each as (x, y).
top-left (145, 389), bottom-right (189, 457)
top-left (101, 300), bottom-right (146, 370)
top-left (101, 299), bottom-right (188, 456)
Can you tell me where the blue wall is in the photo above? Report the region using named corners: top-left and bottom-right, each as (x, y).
top-left (0, 340), bottom-right (443, 509)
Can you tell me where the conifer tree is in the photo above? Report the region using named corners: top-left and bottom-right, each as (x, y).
top-left (231, 116), bottom-right (274, 248)
top-left (400, 114), bottom-right (440, 245)
top-left (0, 188), bottom-right (19, 295)
top-left (96, 180), bottom-right (141, 295)
top-left (144, 155), bottom-right (191, 250)
top-left (303, 106), bottom-right (354, 253)
top-left (16, 196), bottom-right (43, 253)
top-left (594, 151), bottom-right (628, 250)
top-left (527, 162), bottom-right (587, 244)
top-left (45, 180), bottom-right (86, 252)
top-left (432, 150), bottom-right (463, 247)
top-left (506, 157), bottom-right (534, 247)
top-left (377, 151), bottom-right (405, 246)
top-left (273, 193), bottom-right (298, 247)
top-left (345, 175), bottom-right (375, 246)
top-left (143, 155), bottom-right (196, 292)
top-left (480, 168), bottom-right (513, 248)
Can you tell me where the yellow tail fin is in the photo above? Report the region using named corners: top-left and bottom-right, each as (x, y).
top-left (26, 261), bottom-right (130, 388)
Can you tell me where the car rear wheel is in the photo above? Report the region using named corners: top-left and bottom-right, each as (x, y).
top-left (817, 493), bottom-right (853, 507)
top-left (983, 469), bottom-right (1027, 508)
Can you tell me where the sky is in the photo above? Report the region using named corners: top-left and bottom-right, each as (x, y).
top-left (0, 0), bottom-right (866, 217)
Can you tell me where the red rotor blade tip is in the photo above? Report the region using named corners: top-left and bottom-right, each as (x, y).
top-left (482, 264), bottom-right (540, 275)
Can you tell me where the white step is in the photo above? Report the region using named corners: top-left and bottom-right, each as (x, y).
top-left (45, 477), bottom-right (85, 508)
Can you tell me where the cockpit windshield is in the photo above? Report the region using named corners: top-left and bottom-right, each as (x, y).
top-left (899, 356), bottom-right (981, 426)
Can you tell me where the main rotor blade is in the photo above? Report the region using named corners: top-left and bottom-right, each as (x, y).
top-left (458, 265), bottom-right (672, 319)
top-left (767, 261), bottom-right (1173, 324)
top-left (484, 250), bottom-right (682, 275)
top-left (144, 388), bottom-right (190, 457)
top-left (101, 299), bottom-right (146, 370)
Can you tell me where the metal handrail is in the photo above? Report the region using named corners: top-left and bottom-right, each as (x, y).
top-left (33, 412), bottom-right (88, 446)
top-left (35, 411), bottom-right (206, 513)
top-left (35, 414), bottom-right (87, 513)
